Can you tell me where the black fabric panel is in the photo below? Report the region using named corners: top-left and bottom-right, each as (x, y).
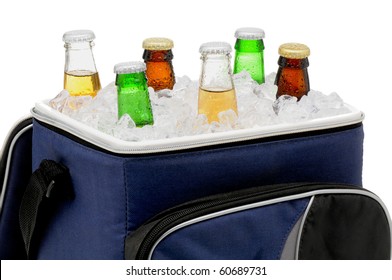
top-left (299, 194), bottom-right (391, 259)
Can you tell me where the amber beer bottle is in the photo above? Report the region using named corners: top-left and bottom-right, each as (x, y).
top-left (63, 30), bottom-right (101, 97)
top-left (274, 43), bottom-right (310, 100)
top-left (142, 37), bottom-right (175, 91)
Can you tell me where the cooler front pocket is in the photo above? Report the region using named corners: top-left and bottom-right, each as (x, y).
top-left (125, 183), bottom-right (392, 260)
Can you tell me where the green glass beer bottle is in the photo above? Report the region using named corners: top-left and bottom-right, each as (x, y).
top-left (233, 27), bottom-right (265, 84)
top-left (114, 61), bottom-right (154, 127)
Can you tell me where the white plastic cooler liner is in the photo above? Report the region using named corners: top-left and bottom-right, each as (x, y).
top-left (32, 100), bottom-right (365, 154)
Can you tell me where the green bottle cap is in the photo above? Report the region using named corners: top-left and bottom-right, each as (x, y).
top-left (63, 30), bottom-right (95, 43)
top-left (235, 27), bottom-right (265, 40)
top-left (199, 42), bottom-right (232, 54)
top-left (114, 61), bottom-right (146, 74)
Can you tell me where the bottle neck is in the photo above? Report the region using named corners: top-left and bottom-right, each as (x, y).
top-left (278, 56), bottom-right (309, 69)
top-left (199, 53), bottom-right (234, 91)
top-left (64, 41), bottom-right (98, 74)
top-left (115, 72), bottom-right (147, 88)
top-left (235, 39), bottom-right (264, 53)
top-left (143, 49), bottom-right (173, 62)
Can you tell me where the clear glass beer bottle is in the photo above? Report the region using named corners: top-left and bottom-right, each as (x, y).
top-left (114, 61), bottom-right (154, 127)
top-left (234, 27), bottom-right (265, 84)
top-left (63, 30), bottom-right (101, 97)
top-left (198, 42), bottom-right (238, 123)
top-left (274, 43), bottom-right (310, 100)
top-left (142, 37), bottom-right (175, 91)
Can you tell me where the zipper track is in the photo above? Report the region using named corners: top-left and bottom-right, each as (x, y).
top-left (129, 183), bottom-right (360, 259)
top-left (32, 102), bottom-right (365, 155)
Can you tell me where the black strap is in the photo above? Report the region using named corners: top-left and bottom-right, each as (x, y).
top-left (19, 159), bottom-right (73, 259)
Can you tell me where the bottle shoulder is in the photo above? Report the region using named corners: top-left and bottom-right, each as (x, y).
top-left (235, 39), bottom-right (264, 52)
top-left (143, 49), bottom-right (174, 62)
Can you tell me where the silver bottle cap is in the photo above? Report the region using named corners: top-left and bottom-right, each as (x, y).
top-left (235, 27), bottom-right (265, 40)
top-left (199, 41), bottom-right (232, 54)
top-left (114, 61), bottom-right (146, 74)
top-left (63, 30), bottom-right (96, 43)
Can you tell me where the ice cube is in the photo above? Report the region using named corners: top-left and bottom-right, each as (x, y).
top-left (61, 96), bottom-right (93, 117)
top-left (116, 114), bottom-right (136, 129)
top-left (233, 71), bottom-right (258, 94)
top-left (49, 90), bottom-right (69, 112)
top-left (218, 109), bottom-right (239, 130)
top-left (192, 114), bottom-right (210, 135)
top-left (253, 72), bottom-right (278, 101)
top-left (88, 82), bottom-right (117, 114)
top-left (112, 114), bottom-right (138, 141)
top-left (273, 95), bottom-right (310, 123)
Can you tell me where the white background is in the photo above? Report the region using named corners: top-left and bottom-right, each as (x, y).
top-left (0, 0), bottom-right (391, 270)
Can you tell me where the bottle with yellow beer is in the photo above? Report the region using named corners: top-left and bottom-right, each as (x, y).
top-left (198, 42), bottom-right (238, 123)
top-left (63, 30), bottom-right (101, 97)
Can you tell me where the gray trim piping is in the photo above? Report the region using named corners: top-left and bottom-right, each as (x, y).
top-left (280, 212), bottom-right (306, 259)
top-left (295, 195), bottom-right (315, 260)
top-left (0, 124), bottom-right (33, 216)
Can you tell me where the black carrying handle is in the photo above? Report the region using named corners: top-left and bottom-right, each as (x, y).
top-left (19, 159), bottom-right (73, 259)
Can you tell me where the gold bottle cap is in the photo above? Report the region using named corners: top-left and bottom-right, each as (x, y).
top-left (278, 43), bottom-right (310, 59)
top-left (142, 37), bottom-right (174, 50)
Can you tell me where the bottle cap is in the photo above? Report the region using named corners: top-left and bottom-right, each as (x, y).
top-left (235, 27), bottom-right (265, 40)
top-left (199, 42), bottom-right (232, 54)
top-left (114, 61), bottom-right (146, 74)
top-left (63, 30), bottom-right (96, 43)
top-left (142, 37), bottom-right (174, 50)
top-left (278, 43), bottom-right (310, 59)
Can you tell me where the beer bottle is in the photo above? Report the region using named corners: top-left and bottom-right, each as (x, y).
top-left (142, 37), bottom-right (175, 91)
top-left (234, 27), bottom-right (265, 84)
top-left (63, 30), bottom-right (101, 97)
top-left (274, 43), bottom-right (310, 100)
top-left (114, 61), bottom-right (154, 127)
top-left (198, 42), bottom-right (238, 123)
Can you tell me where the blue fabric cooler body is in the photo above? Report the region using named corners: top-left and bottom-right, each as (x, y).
top-left (24, 119), bottom-right (364, 259)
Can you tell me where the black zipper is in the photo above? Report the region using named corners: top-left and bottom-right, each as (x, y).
top-left (125, 182), bottom-right (360, 259)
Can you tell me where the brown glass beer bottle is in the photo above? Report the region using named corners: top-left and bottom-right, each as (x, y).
top-left (142, 37), bottom-right (175, 91)
top-left (274, 43), bottom-right (310, 100)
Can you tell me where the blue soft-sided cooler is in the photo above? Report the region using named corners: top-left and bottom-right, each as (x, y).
top-left (0, 101), bottom-right (391, 259)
